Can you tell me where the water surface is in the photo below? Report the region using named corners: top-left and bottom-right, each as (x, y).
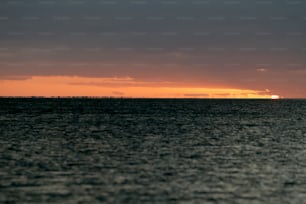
top-left (1, 99), bottom-right (306, 203)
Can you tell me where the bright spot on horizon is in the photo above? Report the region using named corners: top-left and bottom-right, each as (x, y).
top-left (271, 95), bottom-right (280, 100)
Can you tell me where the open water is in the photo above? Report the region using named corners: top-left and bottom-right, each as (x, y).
top-left (1, 98), bottom-right (306, 203)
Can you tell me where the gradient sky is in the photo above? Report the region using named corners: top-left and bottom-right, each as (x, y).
top-left (0, 0), bottom-right (306, 98)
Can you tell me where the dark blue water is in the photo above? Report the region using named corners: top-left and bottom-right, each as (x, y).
top-left (1, 99), bottom-right (306, 203)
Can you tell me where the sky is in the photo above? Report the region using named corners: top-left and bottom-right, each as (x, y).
top-left (0, 0), bottom-right (306, 98)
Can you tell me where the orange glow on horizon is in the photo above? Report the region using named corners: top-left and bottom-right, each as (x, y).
top-left (0, 76), bottom-right (275, 98)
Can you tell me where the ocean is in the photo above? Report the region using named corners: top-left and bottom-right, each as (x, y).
top-left (1, 98), bottom-right (306, 203)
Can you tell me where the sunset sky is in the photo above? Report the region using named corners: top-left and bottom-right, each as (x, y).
top-left (0, 0), bottom-right (306, 98)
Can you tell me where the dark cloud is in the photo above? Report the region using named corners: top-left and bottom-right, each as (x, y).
top-left (112, 91), bottom-right (124, 96)
top-left (184, 93), bottom-right (210, 97)
top-left (0, 75), bottom-right (32, 80)
top-left (0, 0), bottom-right (306, 97)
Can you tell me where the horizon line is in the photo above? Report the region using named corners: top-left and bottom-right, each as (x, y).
top-left (0, 96), bottom-right (303, 100)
